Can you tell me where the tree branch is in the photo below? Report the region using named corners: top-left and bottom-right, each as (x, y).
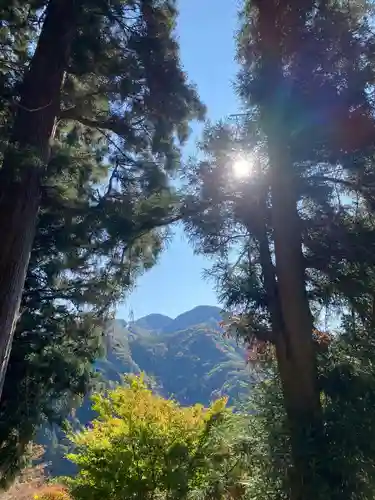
top-left (309, 175), bottom-right (374, 192)
top-left (59, 109), bottom-right (133, 138)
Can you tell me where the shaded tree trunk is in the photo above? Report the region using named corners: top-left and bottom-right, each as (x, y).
top-left (267, 130), bottom-right (322, 500)
top-left (0, 0), bottom-right (78, 399)
top-left (256, 214), bottom-right (319, 499)
top-left (251, 1), bottom-right (322, 498)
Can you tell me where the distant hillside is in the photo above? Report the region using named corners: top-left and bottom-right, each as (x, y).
top-left (160, 305), bottom-right (222, 334)
top-left (104, 306), bottom-right (248, 404)
top-left (133, 313), bottom-right (173, 332)
top-left (41, 305), bottom-right (251, 476)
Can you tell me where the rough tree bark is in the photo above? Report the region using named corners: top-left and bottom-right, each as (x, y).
top-left (251, 1), bottom-right (322, 498)
top-left (0, 0), bottom-right (79, 399)
top-left (270, 141), bottom-right (322, 500)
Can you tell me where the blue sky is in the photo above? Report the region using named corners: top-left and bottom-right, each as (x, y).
top-left (117, 0), bottom-right (240, 320)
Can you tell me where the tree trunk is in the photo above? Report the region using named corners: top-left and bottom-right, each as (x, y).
top-left (264, 53), bottom-right (322, 500)
top-left (268, 121), bottom-right (322, 500)
top-left (0, 0), bottom-right (78, 399)
top-left (252, 1), bottom-right (322, 498)
top-left (268, 131), bottom-right (320, 419)
top-left (257, 219), bottom-right (316, 499)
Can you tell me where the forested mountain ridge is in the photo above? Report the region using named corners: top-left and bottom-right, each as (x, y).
top-left (101, 305), bottom-right (249, 404)
top-left (41, 306), bottom-right (251, 476)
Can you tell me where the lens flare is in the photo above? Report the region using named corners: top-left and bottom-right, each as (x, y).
top-left (232, 158), bottom-right (252, 178)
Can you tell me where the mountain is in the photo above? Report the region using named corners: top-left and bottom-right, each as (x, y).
top-left (133, 313), bottom-right (172, 332)
top-left (161, 305), bottom-right (222, 333)
top-left (104, 306), bottom-right (248, 404)
top-left (40, 306), bottom-right (252, 476)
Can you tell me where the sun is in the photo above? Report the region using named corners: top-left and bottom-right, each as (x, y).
top-left (232, 157), bottom-right (253, 178)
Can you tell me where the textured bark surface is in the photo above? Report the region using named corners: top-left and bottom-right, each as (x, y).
top-left (0, 0), bottom-right (78, 398)
top-left (269, 133), bottom-right (319, 415)
top-left (269, 122), bottom-right (321, 500)
top-left (251, 1), bottom-right (322, 498)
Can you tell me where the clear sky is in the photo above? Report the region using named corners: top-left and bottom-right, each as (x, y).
top-left (117, 0), bottom-right (240, 321)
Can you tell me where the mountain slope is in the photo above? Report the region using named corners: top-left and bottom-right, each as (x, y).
top-left (102, 305), bottom-right (248, 404)
top-left (161, 305), bottom-right (222, 334)
top-left (133, 313), bottom-right (173, 332)
top-left (41, 306), bottom-right (251, 476)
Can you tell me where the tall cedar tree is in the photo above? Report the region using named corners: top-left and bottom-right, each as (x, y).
top-left (184, 1), bottom-right (375, 498)
top-left (0, 0), bottom-right (204, 399)
top-left (0, 143), bottom-right (171, 484)
top-left (0, 0), bottom-right (77, 395)
top-left (0, 0), bottom-right (204, 483)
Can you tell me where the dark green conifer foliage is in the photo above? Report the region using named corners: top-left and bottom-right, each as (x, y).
top-left (183, 1), bottom-right (375, 498)
top-left (0, 0), bottom-right (204, 484)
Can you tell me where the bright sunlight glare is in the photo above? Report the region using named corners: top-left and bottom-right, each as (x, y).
top-left (232, 157), bottom-right (253, 178)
